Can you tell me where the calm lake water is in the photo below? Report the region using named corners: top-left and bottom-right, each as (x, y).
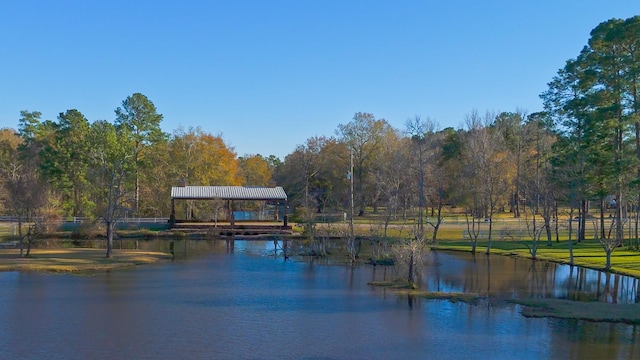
top-left (0, 239), bottom-right (639, 360)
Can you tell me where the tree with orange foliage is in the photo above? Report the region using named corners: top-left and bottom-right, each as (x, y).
top-left (170, 126), bottom-right (240, 187)
top-left (238, 154), bottom-right (272, 186)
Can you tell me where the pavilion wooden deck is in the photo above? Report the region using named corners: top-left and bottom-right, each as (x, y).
top-left (171, 222), bottom-right (293, 237)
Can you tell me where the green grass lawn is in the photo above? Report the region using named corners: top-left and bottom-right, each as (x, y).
top-left (309, 209), bottom-right (640, 278)
top-left (433, 238), bottom-right (640, 278)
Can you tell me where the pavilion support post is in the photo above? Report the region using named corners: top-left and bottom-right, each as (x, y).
top-left (283, 201), bottom-right (288, 227)
top-left (229, 200), bottom-right (235, 227)
top-left (169, 199), bottom-right (176, 228)
top-left (275, 202), bottom-right (279, 221)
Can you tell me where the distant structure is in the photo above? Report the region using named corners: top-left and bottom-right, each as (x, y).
top-left (169, 185), bottom-right (290, 236)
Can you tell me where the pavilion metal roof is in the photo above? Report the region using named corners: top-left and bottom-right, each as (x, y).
top-left (171, 186), bottom-right (287, 201)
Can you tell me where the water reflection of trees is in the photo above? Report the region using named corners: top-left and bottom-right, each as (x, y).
top-left (144, 241), bottom-right (640, 304)
top-left (423, 251), bottom-right (639, 304)
top-left (549, 319), bottom-right (640, 359)
top-left (561, 267), bottom-right (640, 304)
top-left (442, 255), bottom-right (560, 299)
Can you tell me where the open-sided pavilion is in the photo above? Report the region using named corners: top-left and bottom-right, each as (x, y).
top-left (169, 185), bottom-right (290, 236)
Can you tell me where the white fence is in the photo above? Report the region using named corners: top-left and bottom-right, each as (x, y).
top-left (463, 229), bottom-right (526, 241)
top-left (0, 223), bottom-right (17, 235)
top-left (462, 228), bottom-right (576, 241)
top-left (67, 217), bottom-right (170, 224)
top-left (0, 216), bottom-right (169, 224)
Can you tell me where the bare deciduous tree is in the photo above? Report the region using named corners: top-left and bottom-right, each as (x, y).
top-left (461, 110), bottom-right (511, 254)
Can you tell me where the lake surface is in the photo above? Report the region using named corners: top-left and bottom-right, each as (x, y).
top-left (0, 239), bottom-right (639, 360)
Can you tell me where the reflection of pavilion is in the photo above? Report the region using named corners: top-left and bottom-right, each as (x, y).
top-left (169, 185), bottom-right (291, 236)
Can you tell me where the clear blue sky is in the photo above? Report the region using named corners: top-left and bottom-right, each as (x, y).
top-left (1, 1), bottom-right (639, 159)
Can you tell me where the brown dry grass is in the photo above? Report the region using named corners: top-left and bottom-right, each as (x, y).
top-left (0, 248), bottom-right (172, 272)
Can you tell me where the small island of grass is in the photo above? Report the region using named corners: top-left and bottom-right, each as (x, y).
top-left (370, 279), bottom-right (640, 324)
top-left (368, 280), bottom-right (483, 304)
top-left (510, 298), bottom-right (640, 325)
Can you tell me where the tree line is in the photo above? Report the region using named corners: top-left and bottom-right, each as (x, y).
top-left (0, 93), bottom-right (278, 257)
top-left (273, 16), bottom-right (640, 272)
top-left (1, 16), bottom-right (638, 269)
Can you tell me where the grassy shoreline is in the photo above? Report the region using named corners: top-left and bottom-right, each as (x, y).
top-left (431, 238), bottom-right (640, 279)
top-left (0, 248), bottom-right (172, 272)
top-left (4, 225), bottom-right (640, 279)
